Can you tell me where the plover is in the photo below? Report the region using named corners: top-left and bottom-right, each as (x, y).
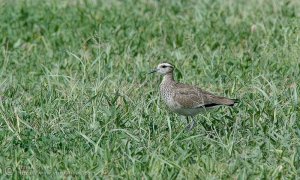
top-left (149, 62), bottom-right (238, 130)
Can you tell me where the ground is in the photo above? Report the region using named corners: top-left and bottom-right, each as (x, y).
top-left (0, 0), bottom-right (299, 179)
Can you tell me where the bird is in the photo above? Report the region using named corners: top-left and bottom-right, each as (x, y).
top-left (149, 62), bottom-right (239, 130)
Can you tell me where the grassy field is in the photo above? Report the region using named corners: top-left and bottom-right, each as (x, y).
top-left (0, 0), bottom-right (300, 178)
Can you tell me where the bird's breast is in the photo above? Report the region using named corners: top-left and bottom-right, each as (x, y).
top-left (160, 86), bottom-right (172, 103)
top-left (160, 84), bottom-right (181, 110)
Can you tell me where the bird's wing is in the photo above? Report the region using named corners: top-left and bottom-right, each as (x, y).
top-left (173, 83), bottom-right (235, 109)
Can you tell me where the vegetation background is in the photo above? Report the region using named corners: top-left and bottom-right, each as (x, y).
top-left (0, 0), bottom-right (299, 178)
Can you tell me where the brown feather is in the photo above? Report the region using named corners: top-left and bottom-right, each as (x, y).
top-left (172, 83), bottom-right (236, 109)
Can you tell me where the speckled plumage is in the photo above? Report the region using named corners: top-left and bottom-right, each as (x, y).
top-left (150, 62), bottom-right (238, 130)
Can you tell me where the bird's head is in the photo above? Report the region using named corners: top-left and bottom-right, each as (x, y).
top-left (149, 63), bottom-right (174, 75)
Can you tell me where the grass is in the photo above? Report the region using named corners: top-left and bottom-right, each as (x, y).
top-left (0, 0), bottom-right (300, 178)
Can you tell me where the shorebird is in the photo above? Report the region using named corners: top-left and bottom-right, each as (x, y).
top-left (149, 62), bottom-right (238, 130)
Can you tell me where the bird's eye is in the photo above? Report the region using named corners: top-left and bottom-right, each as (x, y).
top-left (161, 65), bottom-right (167, 68)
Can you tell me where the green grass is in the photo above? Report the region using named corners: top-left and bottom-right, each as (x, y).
top-left (0, 0), bottom-right (300, 178)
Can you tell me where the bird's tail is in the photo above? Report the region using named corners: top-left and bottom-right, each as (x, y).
top-left (232, 99), bottom-right (239, 103)
top-left (228, 99), bottom-right (239, 106)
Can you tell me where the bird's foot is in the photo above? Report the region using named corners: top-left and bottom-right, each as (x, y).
top-left (185, 124), bottom-right (191, 131)
top-left (186, 120), bottom-right (197, 131)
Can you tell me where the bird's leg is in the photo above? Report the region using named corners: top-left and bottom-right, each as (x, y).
top-left (185, 116), bottom-right (191, 130)
top-left (190, 116), bottom-right (197, 130)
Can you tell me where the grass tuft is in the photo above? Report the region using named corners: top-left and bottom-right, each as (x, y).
top-left (0, 0), bottom-right (300, 178)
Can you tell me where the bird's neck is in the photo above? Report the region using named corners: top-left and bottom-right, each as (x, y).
top-left (162, 72), bottom-right (175, 84)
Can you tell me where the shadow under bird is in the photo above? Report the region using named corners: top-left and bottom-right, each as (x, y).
top-left (149, 63), bottom-right (239, 130)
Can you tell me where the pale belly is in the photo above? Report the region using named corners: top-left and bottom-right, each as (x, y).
top-left (162, 96), bottom-right (213, 116)
top-left (171, 107), bottom-right (206, 116)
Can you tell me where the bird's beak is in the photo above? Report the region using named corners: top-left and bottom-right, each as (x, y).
top-left (148, 69), bottom-right (158, 74)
